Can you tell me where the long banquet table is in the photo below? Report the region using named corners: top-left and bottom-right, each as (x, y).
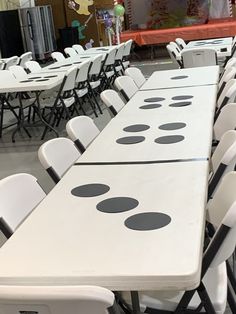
top-left (0, 66), bottom-right (219, 298)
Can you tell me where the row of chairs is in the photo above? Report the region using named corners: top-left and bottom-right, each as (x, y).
top-left (0, 52), bottom-right (33, 70)
top-left (167, 40), bottom-right (218, 68)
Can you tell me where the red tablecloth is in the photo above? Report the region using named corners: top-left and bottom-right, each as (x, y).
top-left (121, 18), bottom-right (236, 46)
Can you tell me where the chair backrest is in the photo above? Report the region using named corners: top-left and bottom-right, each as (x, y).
top-left (217, 79), bottom-right (236, 111)
top-left (3, 56), bottom-right (19, 70)
top-left (100, 89), bottom-right (125, 116)
top-left (218, 66), bottom-right (236, 99)
top-left (114, 76), bottom-right (138, 102)
top-left (206, 172), bottom-right (236, 269)
top-left (25, 60), bottom-right (42, 73)
top-left (169, 41), bottom-right (181, 53)
top-left (175, 38), bottom-right (186, 50)
top-left (9, 65), bottom-right (27, 80)
top-left (18, 52), bottom-right (32, 67)
top-left (38, 138), bottom-right (81, 183)
top-left (0, 173), bottom-right (46, 234)
top-left (0, 285), bottom-right (118, 314)
top-left (182, 48), bottom-right (217, 68)
top-left (104, 47), bottom-right (117, 66)
top-left (208, 130), bottom-right (236, 199)
top-left (0, 70), bottom-right (17, 83)
top-left (224, 57), bottom-right (236, 70)
top-left (76, 60), bottom-right (91, 84)
top-left (123, 39), bottom-right (133, 57)
top-left (66, 116), bottom-right (100, 153)
top-left (51, 52), bottom-right (65, 62)
top-left (72, 44), bottom-right (85, 54)
top-left (62, 66), bottom-right (78, 92)
top-left (214, 103), bottom-right (236, 141)
top-left (115, 43), bottom-right (125, 61)
top-left (64, 47), bottom-right (78, 58)
top-left (166, 44), bottom-right (182, 67)
top-left (125, 67), bottom-right (146, 88)
top-left (89, 55), bottom-right (103, 76)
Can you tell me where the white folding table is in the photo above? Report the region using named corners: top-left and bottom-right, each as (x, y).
top-left (0, 73), bottom-right (64, 141)
top-left (78, 85), bottom-right (217, 164)
top-left (0, 161), bottom-right (208, 291)
top-left (182, 37), bottom-right (233, 58)
top-left (140, 66), bottom-right (220, 90)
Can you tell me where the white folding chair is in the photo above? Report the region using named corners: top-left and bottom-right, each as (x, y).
top-left (123, 174), bottom-right (236, 313)
top-left (18, 52), bottom-right (33, 68)
top-left (25, 60), bottom-right (42, 73)
top-left (40, 66), bottom-right (78, 140)
top-left (75, 60), bottom-right (99, 117)
top-left (182, 48), bottom-right (217, 68)
top-left (64, 47), bottom-right (78, 57)
top-left (87, 55), bottom-right (104, 114)
top-left (175, 38), bottom-right (187, 50)
top-left (208, 130), bottom-right (236, 199)
top-left (122, 39), bottom-right (133, 69)
top-left (114, 76), bottom-right (138, 102)
top-left (214, 103), bottom-right (236, 141)
top-left (100, 89), bottom-right (125, 116)
top-left (9, 65), bottom-right (28, 80)
top-left (215, 79), bottom-right (236, 120)
top-left (101, 47), bottom-right (117, 88)
top-left (166, 43), bottom-right (182, 68)
top-left (66, 116), bottom-right (100, 153)
top-left (51, 52), bottom-right (65, 62)
top-left (0, 285), bottom-right (120, 314)
top-left (38, 137), bottom-right (81, 183)
top-left (217, 66), bottom-right (236, 99)
top-left (114, 43), bottom-right (125, 75)
top-left (0, 173), bottom-right (46, 240)
top-left (2, 56), bottom-right (19, 70)
top-left (72, 44), bottom-right (85, 54)
top-left (125, 67), bottom-right (146, 88)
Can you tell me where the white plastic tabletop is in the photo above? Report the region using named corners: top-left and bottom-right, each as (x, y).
top-left (186, 37), bottom-right (232, 48)
top-left (140, 66), bottom-right (220, 90)
top-left (78, 85), bottom-right (217, 164)
top-left (0, 161), bottom-right (208, 291)
top-left (0, 72), bottom-right (64, 93)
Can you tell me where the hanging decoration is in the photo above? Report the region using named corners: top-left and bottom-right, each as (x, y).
top-left (67, 0), bottom-right (94, 16)
top-left (114, 4), bottom-right (125, 44)
top-left (71, 14), bottom-right (93, 40)
top-left (103, 11), bottom-right (115, 46)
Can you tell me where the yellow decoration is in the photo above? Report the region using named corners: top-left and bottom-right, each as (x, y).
top-left (74, 0), bottom-right (94, 15)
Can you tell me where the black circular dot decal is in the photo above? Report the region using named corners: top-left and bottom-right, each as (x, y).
top-left (169, 101), bottom-right (192, 107)
top-left (123, 124), bottom-right (150, 132)
top-left (71, 184), bottom-right (110, 197)
top-left (171, 75), bottom-right (188, 80)
top-left (159, 122), bottom-right (186, 130)
top-left (44, 75), bottom-right (57, 78)
top-left (155, 135), bottom-right (184, 144)
top-left (29, 76), bottom-right (41, 79)
top-left (20, 80), bottom-right (34, 83)
top-left (36, 79), bottom-right (49, 82)
top-left (97, 197), bottom-right (139, 213)
top-left (172, 95), bottom-right (193, 100)
top-left (116, 136), bottom-right (145, 145)
top-left (139, 104), bottom-right (162, 109)
top-left (144, 97), bottom-right (165, 102)
top-left (125, 212), bottom-right (171, 231)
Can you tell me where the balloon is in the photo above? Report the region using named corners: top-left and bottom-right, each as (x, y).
top-left (114, 4), bottom-right (125, 17)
